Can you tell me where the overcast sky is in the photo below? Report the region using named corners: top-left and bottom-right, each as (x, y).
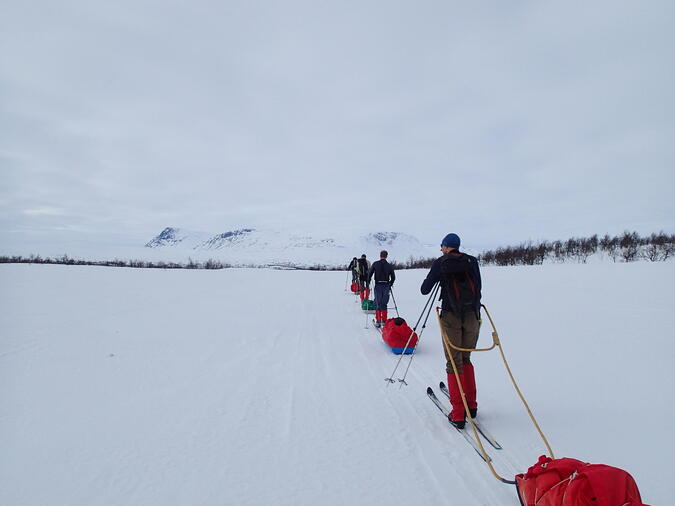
top-left (1, 0), bottom-right (673, 253)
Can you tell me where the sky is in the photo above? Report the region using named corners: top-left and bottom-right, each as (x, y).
top-left (1, 0), bottom-right (674, 254)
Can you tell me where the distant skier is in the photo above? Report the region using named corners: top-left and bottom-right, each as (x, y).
top-left (420, 233), bottom-right (482, 429)
top-left (347, 257), bottom-right (359, 283)
top-left (368, 250), bottom-right (395, 327)
top-left (357, 254), bottom-right (371, 302)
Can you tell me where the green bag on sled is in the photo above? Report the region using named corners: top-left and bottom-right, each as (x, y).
top-left (361, 299), bottom-right (376, 311)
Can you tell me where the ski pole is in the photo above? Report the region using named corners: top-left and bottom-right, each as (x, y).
top-left (390, 287), bottom-right (400, 317)
top-left (364, 294), bottom-right (371, 329)
top-left (385, 282), bottom-right (439, 384)
top-left (386, 283), bottom-right (438, 385)
top-left (396, 286), bottom-right (439, 387)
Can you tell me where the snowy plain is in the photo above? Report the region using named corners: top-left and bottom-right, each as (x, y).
top-left (1, 260), bottom-right (673, 505)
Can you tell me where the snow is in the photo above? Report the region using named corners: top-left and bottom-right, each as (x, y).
top-left (1, 260), bottom-right (673, 505)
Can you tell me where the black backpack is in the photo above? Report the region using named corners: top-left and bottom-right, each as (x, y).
top-left (439, 252), bottom-right (480, 317)
top-left (357, 258), bottom-right (368, 277)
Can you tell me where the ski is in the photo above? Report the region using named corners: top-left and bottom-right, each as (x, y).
top-left (426, 387), bottom-right (491, 462)
top-left (371, 319), bottom-right (382, 333)
top-left (439, 381), bottom-right (502, 450)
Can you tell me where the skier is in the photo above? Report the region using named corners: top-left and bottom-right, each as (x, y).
top-left (368, 250), bottom-right (395, 327)
top-left (420, 233), bottom-right (482, 429)
top-left (347, 257), bottom-right (359, 283)
top-left (357, 254), bottom-right (371, 302)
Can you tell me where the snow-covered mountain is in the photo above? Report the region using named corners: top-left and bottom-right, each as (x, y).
top-left (198, 229), bottom-right (256, 250)
top-left (143, 227), bottom-right (438, 266)
top-left (360, 232), bottom-right (427, 253)
top-left (363, 232), bottom-right (412, 246)
top-left (144, 227), bottom-right (210, 248)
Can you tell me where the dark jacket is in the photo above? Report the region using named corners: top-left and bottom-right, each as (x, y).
top-left (420, 251), bottom-right (481, 315)
top-left (357, 257), bottom-right (370, 280)
top-left (347, 259), bottom-right (358, 271)
top-left (368, 259), bottom-right (395, 285)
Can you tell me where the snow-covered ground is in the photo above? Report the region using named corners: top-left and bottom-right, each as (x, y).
top-left (1, 261), bottom-right (673, 505)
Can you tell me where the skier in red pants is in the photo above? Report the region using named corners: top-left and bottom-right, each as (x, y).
top-left (420, 233), bottom-right (482, 429)
top-left (368, 250), bottom-right (395, 327)
top-left (357, 254), bottom-right (371, 302)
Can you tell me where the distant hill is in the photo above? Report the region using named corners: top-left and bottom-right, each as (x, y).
top-left (144, 227), bottom-right (438, 266)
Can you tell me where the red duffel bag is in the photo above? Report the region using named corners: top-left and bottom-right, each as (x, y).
top-left (516, 455), bottom-right (647, 506)
top-left (381, 317), bottom-right (418, 353)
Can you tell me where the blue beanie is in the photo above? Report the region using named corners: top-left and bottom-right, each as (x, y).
top-left (441, 233), bottom-right (460, 249)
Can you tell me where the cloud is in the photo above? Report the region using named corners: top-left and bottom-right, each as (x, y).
top-left (22, 207), bottom-right (67, 216)
top-left (1, 0), bottom-right (673, 253)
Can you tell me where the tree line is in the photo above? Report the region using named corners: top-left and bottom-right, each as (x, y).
top-left (390, 231), bottom-right (674, 269)
top-left (0, 255), bottom-right (351, 271)
top-left (0, 254), bottom-right (233, 270)
top-left (477, 231), bottom-right (674, 266)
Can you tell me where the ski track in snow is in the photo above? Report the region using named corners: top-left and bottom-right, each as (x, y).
top-left (1, 262), bottom-right (673, 505)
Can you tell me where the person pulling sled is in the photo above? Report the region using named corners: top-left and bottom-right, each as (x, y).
top-left (368, 250), bottom-right (395, 327)
top-left (347, 257), bottom-right (359, 283)
top-left (357, 254), bottom-right (371, 302)
top-left (421, 233), bottom-right (482, 429)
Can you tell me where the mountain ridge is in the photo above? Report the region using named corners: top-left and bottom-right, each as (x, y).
top-left (144, 227), bottom-right (438, 265)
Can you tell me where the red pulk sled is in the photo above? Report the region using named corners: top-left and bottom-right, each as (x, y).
top-left (350, 282), bottom-right (359, 294)
top-left (381, 317), bottom-right (418, 354)
top-left (515, 455), bottom-right (647, 506)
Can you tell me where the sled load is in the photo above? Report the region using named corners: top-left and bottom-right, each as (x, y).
top-left (350, 281), bottom-right (359, 294)
top-left (381, 317), bottom-right (418, 354)
top-left (361, 299), bottom-right (376, 312)
top-left (515, 455), bottom-right (647, 506)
